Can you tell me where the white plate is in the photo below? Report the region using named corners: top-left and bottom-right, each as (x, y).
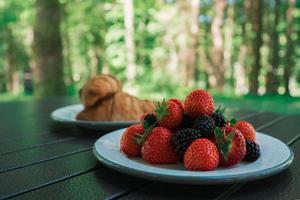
top-left (93, 129), bottom-right (294, 184)
top-left (51, 104), bottom-right (138, 130)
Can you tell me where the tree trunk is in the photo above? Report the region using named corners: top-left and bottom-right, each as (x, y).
top-left (284, 0), bottom-right (296, 95)
top-left (124, 0), bottom-right (136, 83)
top-left (266, 0), bottom-right (280, 95)
top-left (61, 2), bottom-right (74, 87)
top-left (190, 0), bottom-right (200, 84)
top-left (94, 2), bottom-right (106, 74)
top-left (5, 28), bottom-right (20, 94)
top-left (234, 0), bottom-right (250, 94)
top-left (33, 0), bottom-right (66, 96)
top-left (63, 31), bottom-right (74, 86)
top-left (209, 0), bottom-right (226, 91)
top-left (224, 4), bottom-right (234, 88)
top-left (178, 0), bottom-right (200, 87)
top-left (177, 0), bottom-right (190, 86)
top-left (248, 0), bottom-right (263, 95)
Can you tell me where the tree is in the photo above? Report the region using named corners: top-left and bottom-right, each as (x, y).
top-left (248, 0), bottom-right (263, 95)
top-left (33, 0), bottom-right (66, 96)
top-left (177, 0), bottom-right (200, 87)
top-left (233, 0), bottom-right (250, 95)
top-left (266, 0), bottom-right (280, 95)
top-left (124, 0), bottom-right (136, 83)
top-left (224, 3), bottom-right (234, 88)
top-left (93, 2), bottom-right (106, 74)
top-left (206, 0), bottom-right (226, 91)
top-left (284, 0), bottom-right (296, 95)
top-left (5, 27), bottom-right (20, 93)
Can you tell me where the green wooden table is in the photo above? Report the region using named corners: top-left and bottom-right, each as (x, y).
top-left (0, 99), bottom-right (299, 200)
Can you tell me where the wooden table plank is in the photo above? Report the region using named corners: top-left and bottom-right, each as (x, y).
top-left (0, 99), bottom-right (78, 141)
top-left (0, 126), bottom-right (75, 144)
top-left (0, 127), bottom-right (102, 155)
top-left (0, 99), bottom-right (77, 124)
top-left (0, 151), bottom-right (99, 199)
top-left (0, 132), bottom-right (74, 155)
top-left (241, 112), bottom-right (284, 128)
top-left (0, 138), bottom-right (94, 173)
top-left (12, 168), bottom-right (147, 200)
top-left (255, 115), bottom-right (300, 143)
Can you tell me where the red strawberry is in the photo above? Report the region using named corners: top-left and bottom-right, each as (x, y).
top-left (142, 127), bottom-right (179, 164)
top-left (215, 126), bottom-right (246, 167)
top-left (184, 138), bottom-right (219, 171)
top-left (184, 89), bottom-right (214, 118)
top-left (120, 125), bottom-right (144, 157)
top-left (235, 121), bottom-right (256, 142)
top-left (156, 100), bottom-right (183, 129)
top-left (168, 99), bottom-right (184, 111)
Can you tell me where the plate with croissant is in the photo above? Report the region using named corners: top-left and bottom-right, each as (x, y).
top-left (51, 75), bottom-right (155, 130)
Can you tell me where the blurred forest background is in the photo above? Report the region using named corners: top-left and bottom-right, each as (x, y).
top-left (0, 0), bottom-right (300, 112)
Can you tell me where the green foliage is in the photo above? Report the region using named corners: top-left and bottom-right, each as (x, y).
top-left (0, 0), bottom-right (300, 99)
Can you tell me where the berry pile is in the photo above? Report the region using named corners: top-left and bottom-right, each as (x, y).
top-left (120, 89), bottom-right (261, 171)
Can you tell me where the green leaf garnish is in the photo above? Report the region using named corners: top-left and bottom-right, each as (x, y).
top-left (214, 128), bottom-right (235, 161)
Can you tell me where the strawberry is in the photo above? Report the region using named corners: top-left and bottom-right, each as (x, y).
top-left (168, 98), bottom-right (184, 112)
top-left (215, 126), bottom-right (246, 167)
top-left (184, 89), bottom-right (215, 118)
top-left (184, 138), bottom-right (219, 171)
top-left (141, 127), bottom-right (179, 164)
top-left (235, 121), bottom-right (256, 142)
top-left (120, 124), bottom-right (144, 157)
top-left (156, 100), bottom-right (183, 129)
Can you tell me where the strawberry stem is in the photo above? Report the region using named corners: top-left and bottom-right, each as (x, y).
top-left (133, 120), bottom-right (156, 145)
top-left (133, 99), bottom-right (170, 146)
top-left (155, 99), bottom-right (169, 121)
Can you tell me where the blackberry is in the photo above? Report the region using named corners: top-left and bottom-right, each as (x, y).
top-left (193, 115), bottom-right (215, 137)
top-left (172, 128), bottom-right (203, 155)
top-left (144, 114), bottom-right (157, 127)
top-left (244, 140), bottom-right (260, 162)
top-left (180, 113), bottom-right (194, 128)
top-left (211, 112), bottom-right (226, 128)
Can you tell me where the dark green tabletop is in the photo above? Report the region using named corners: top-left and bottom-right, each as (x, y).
top-left (0, 99), bottom-right (299, 200)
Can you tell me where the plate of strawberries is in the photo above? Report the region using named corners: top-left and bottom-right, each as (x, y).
top-left (93, 89), bottom-right (294, 184)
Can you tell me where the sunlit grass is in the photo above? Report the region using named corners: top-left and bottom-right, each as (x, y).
top-left (0, 93), bottom-right (33, 102)
top-left (1, 91), bottom-right (300, 114)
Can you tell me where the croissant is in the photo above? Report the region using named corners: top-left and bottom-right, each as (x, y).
top-left (77, 92), bottom-right (155, 121)
top-left (76, 74), bottom-right (155, 121)
top-left (79, 74), bottom-right (123, 107)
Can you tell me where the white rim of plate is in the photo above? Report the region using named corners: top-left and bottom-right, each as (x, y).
top-left (51, 104), bottom-right (139, 126)
top-left (93, 129), bottom-right (294, 184)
